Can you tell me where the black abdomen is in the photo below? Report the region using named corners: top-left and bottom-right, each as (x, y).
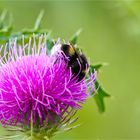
top-left (61, 44), bottom-right (88, 81)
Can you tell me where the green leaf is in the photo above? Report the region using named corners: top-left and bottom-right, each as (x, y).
top-left (0, 10), bottom-right (7, 29)
top-left (90, 63), bottom-right (110, 113)
top-left (46, 39), bottom-right (54, 53)
top-left (19, 10), bottom-right (45, 35)
top-left (94, 81), bottom-right (110, 113)
top-left (91, 63), bottom-right (108, 72)
top-left (34, 10), bottom-right (44, 31)
top-left (70, 29), bottom-right (82, 45)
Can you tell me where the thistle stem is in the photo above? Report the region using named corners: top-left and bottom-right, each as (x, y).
top-left (31, 110), bottom-right (33, 140)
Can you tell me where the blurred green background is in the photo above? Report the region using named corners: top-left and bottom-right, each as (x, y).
top-left (0, 0), bottom-right (140, 139)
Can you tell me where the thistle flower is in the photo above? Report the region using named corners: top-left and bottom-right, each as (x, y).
top-left (0, 35), bottom-right (96, 139)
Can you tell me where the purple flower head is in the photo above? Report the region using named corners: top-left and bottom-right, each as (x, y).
top-left (0, 35), bottom-right (96, 126)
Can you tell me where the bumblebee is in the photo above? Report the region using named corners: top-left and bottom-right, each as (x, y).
top-left (61, 44), bottom-right (89, 81)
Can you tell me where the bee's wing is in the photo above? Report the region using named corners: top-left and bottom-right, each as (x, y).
top-left (50, 43), bottom-right (61, 56)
